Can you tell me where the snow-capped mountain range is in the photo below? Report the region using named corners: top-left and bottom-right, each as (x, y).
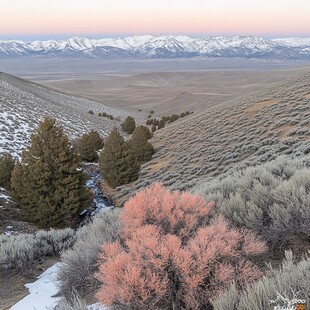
top-left (0, 35), bottom-right (310, 59)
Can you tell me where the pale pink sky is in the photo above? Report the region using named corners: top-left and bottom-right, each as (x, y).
top-left (1, 0), bottom-right (309, 39)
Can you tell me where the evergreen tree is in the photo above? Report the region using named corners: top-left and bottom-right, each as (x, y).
top-left (133, 125), bottom-right (152, 140)
top-left (0, 153), bottom-right (15, 190)
top-left (169, 114), bottom-right (180, 123)
top-left (77, 130), bottom-right (103, 162)
top-left (99, 128), bottom-right (140, 189)
top-left (121, 116), bottom-right (136, 134)
top-left (129, 127), bottom-right (154, 163)
top-left (88, 130), bottom-right (104, 150)
top-left (158, 119), bottom-right (166, 129)
top-left (10, 117), bottom-right (92, 228)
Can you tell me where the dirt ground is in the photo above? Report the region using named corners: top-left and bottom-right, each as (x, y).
top-left (1, 57), bottom-right (309, 117)
top-left (0, 257), bottom-right (60, 310)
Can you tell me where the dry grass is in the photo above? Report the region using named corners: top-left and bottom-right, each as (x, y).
top-left (115, 72), bottom-right (310, 204)
top-left (145, 159), bottom-right (171, 172)
top-left (245, 98), bottom-right (280, 120)
top-left (276, 125), bottom-right (296, 142)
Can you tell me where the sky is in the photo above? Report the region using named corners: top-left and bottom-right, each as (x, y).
top-left (1, 0), bottom-right (309, 40)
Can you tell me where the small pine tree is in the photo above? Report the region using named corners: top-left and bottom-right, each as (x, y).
top-left (10, 117), bottom-right (92, 228)
top-left (121, 116), bottom-right (136, 134)
top-left (99, 128), bottom-right (140, 189)
top-left (133, 125), bottom-right (152, 140)
top-left (169, 114), bottom-right (180, 123)
top-left (88, 130), bottom-right (104, 150)
top-left (158, 119), bottom-right (165, 129)
top-left (77, 130), bottom-right (103, 162)
top-left (129, 127), bottom-right (154, 163)
top-left (0, 154), bottom-right (15, 190)
top-left (151, 124), bottom-right (157, 133)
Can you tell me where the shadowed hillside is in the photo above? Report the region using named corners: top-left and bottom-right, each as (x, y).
top-left (0, 72), bottom-right (128, 157)
top-left (116, 72), bottom-right (310, 203)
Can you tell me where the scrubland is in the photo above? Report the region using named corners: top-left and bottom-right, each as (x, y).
top-left (117, 73), bottom-right (310, 203)
top-left (1, 69), bottom-right (310, 309)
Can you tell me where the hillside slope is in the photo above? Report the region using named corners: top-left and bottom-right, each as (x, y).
top-left (117, 72), bottom-right (310, 201)
top-left (0, 72), bottom-right (128, 157)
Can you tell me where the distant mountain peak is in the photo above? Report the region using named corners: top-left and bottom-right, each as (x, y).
top-left (0, 35), bottom-right (309, 59)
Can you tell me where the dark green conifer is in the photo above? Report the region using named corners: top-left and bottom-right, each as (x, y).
top-left (0, 154), bottom-right (15, 190)
top-left (121, 116), bottom-right (136, 134)
top-left (158, 119), bottom-right (166, 129)
top-left (77, 130), bottom-right (103, 162)
top-left (133, 125), bottom-right (152, 140)
top-left (99, 128), bottom-right (140, 189)
top-left (129, 127), bottom-right (154, 163)
top-left (10, 117), bottom-right (92, 228)
top-left (169, 114), bottom-right (179, 123)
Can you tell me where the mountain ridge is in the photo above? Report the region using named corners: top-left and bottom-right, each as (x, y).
top-left (1, 35), bottom-right (310, 59)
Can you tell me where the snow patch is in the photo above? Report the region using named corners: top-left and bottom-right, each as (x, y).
top-left (10, 263), bottom-right (62, 310)
top-left (10, 263), bottom-right (108, 310)
top-left (0, 192), bottom-right (11, 201)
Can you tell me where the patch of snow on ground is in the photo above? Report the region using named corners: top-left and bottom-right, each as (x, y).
top-left (87, 303), bottom-right (109, 310)
top-left (0, 192), bottom-right (11, 201)
top-left (10, 263), bottom-right (62, 310)
top-left (10, 263), bottom-right (108, 310)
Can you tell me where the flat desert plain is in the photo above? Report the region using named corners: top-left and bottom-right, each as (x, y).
top-left (1, 57), bottom-right (310, 116)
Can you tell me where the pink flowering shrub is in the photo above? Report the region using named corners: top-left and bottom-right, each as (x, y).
top-left (97, 183), bottom-right (267, 310)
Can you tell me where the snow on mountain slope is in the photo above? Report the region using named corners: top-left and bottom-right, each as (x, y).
top-left (0, 35), bottom-right (309, 59)
top-left (272, 38), bottom-right (310, 47)
top-left (0, 72), bottom-right (128, 158)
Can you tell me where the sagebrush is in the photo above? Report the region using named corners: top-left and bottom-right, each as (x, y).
top-left (0, 228), bottom-right (75, 273)
top-left (194, 156), bottom-right (310, 249)
top-left (57, 211), bottom-right (120, 300)
top-left (213, 250), bottom-right (310, 310)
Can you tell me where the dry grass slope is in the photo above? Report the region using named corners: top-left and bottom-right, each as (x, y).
top-left (116, 72), bottom-right (310, 202)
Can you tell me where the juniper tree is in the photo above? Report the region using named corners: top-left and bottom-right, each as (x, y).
top-left (77, 130), bottom-right (104, 162)
top-left (128, 126), bottom-right (154, 163)
top-left (133, 125), bottom-right (152, 140)
top-left (10, 117), bottom-right (92, 228)
top-left (0, 153), bottom-right (15, 190)
top-left (121, 116), bottom-right (136, 134)
top-left (99, 128), bottom-right (140, 189)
